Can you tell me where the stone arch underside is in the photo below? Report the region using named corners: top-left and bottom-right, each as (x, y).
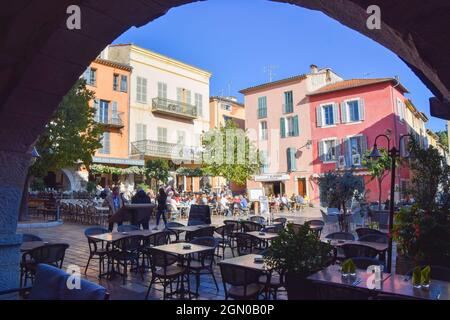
top-left (0, 0), bottom-right (449, 290)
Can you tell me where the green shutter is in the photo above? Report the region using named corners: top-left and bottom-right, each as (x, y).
top-left (280, 118), bottom-right (286, 138)
top-left (293, 115), bottom-right (299, 136)
top-left (290, 148), bottom-right (297, 171)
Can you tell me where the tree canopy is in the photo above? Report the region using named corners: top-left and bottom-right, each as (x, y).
top-left (201, 120), bottom-right (262, 186)
top-left (29, 79), bottom-right (103, 177)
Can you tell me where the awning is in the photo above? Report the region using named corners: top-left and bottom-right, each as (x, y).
top-left (254, 174), bottom-right (290, 182)
top-left (92, 156), bottom-right (145, 166)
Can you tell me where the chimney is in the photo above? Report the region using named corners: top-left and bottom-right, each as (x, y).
top-left (310, 64), bottom-right (318, 74)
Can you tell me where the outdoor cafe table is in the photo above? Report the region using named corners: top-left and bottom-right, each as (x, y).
top-left (20, 241), bottom-right (47, 252)
top-left (218, 254), bottom-right (268, 272)
top-left (88, 229), bottom-right (163, 243)
top-left (308, 265), bottom-right (449, 300)
top-left (152, 242), bottom-right (215, 299)
top-left (323, 239), bottom-right (388, 253)
top-left (166, 224), bottom-right (216, 233)
top-left (246, 231), bottom-right (279, 241)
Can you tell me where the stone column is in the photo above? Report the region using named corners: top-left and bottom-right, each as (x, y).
top-left (0, 150), bottom-right (31, 291)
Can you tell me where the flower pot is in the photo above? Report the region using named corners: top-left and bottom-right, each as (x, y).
top-left (395, 255), bottom-right (416, 275)
top-left (285, 272), bottom-right (315, 300)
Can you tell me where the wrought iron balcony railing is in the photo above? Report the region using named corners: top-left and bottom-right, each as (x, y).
top-left (95, 112), bottom-right (124, 128)
top-left (152, 97), bottom-right (198, 120)
top-left (131, 139), bottom-right (201, 161)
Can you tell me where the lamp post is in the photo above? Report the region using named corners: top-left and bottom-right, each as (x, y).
top-left (369, 133), bottom-right (411, 273)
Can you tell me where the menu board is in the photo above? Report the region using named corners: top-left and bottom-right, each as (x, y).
top-left (248, 188), bottom-right (264, 201)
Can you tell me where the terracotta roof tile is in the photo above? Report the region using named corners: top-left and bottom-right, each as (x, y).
top-left (307, 78), bottom-right (409, 96)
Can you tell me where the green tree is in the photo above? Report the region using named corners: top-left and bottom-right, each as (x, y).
top-left (201, 120), bottom-right (262, 186)
top-left (362, 148), bottom-right (392, 210)
top-left (436, 130), bottom-right (449, 152)
top-left (29, 79), bottom-right (103, 177)
top-left (318, 170), bottom-right (364, 231)
top-left (145, 159), bottom-right (170, 186)
top-left (20, 79), bottom-right (103, 220)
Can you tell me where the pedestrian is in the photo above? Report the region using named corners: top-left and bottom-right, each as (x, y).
top-left (154, 187), bottom-right (168, 230)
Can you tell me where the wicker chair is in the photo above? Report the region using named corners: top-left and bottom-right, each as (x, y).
top-left (235, 232), bottom-right (262, 256)
top-left (249, 216), bottom-right (266, 225)
top-left (21, 234), bottom-right (43, 242)
top-left (355, 228), bottom-right (385, 239)
top-left (241, 221), bottom-right (263, 233)
top-left (188, 237), bottom-right (219, 296)
top-left (165, 221), bottom-right (185, 242)
top-left (358, 234), bottom-right (388, 244)
top-left (341, 243), bottom-right (379, 259)
top-left (21, 243), bottom-right (69, 287)
top-left (185, 226), bottom-right (215, 242)
top-left (108, 235), bottom-right (143, 284)
top-left (325, 232), bottom-right (355, 240)
top-left (84, 227), bottom-right (109, 275)
top-left (219, 263), bottom-right (264, 300)
top-left (214, 224), bottom-right (235, 259)
top-left (145, 248), bottom-right (186, 300)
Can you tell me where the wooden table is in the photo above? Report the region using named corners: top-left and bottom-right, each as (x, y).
top-left (307, 265), bottom-right (448, 300)
top-left (219, 254), bottom-right (268, 272)
top-left (246, 231), bottom-right (279, 241)
top-left (153, 242), bottom-right (215, 299)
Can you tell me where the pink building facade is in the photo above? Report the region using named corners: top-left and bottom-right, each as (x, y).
top-left (308, 79), bottom-right (411, 205)
top-left (241, 66), bottom-right (343, 199)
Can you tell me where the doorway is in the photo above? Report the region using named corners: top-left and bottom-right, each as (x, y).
top-left (298, 178), bottom-right (307, 197)
top-left (263, 182), bottom-right (284, 196)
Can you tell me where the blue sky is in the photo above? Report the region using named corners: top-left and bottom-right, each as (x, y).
top-left (113, 0), bottom-right (446, 132)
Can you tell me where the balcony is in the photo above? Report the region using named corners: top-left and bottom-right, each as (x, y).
top-left (152, 97), bottom-right (198, 120)
top-left (95, 112), bottom-right (124, 128)
top-left (131, 139), bottom-right (201, 162)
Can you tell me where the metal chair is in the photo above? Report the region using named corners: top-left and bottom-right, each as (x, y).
top-left (325, 232), bottom-right (355, 240)
top-left (358, 234), bottom-right (388, 244)
top-left (165, 221), bottom-right (185, 242)
top-left (355, 228), bottom-right (386, 239)
top-left (306, 219), bottom-right (325, 236)
top-left (214, 224), bottom-right (235, 259)
top-left (249, 216), bottom-right (266, 225)
top-left (141, 231), bottom-right (170, 269)
top-left (272, 217), bottom-right (287, 228)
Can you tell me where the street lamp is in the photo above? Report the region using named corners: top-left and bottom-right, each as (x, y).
top-left (369, 133), bottom-right (412, 273)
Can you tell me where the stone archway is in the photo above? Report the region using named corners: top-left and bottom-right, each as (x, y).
top-left (0, 0), bottom-right (449, 290)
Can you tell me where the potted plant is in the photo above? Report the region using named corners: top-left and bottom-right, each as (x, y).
top-left (264, 222), bottom-right (334, 299)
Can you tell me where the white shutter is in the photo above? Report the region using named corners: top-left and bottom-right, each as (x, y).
top-left (177, 88), bottom-right (183, 102)
top-left (359, 98), bottom-right (365, 121)
top-left (340, 102), bottom-right (347, 123)
top-left (316, 106), bottom-right (322, 127)
top-left (112, 101), bottom-right (118, 120)
top-left (318, 141), bottom-right (324, 162)
top-left (334, 138), bottom-right (340, 160)
top-left (136, 124), bottom-right (142, 141)
top-left (142, 78), bottom-right (147, 102)
top-left (333, 103), bottom-right (340, 124)
top-left (360, 135), bottom-right (368, 154)
top-left (93, 99), bottom-right (100, 121)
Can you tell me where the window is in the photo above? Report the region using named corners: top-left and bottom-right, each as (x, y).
top-left (136, 76), bottom-right (147, 103)
top-left (120, 75), bottom-right (128, 92)
top-left (323, 105), bottom-right (334, 126)
top-left (319, 139), bottom-right (338, 162)
top-left (283, 91), bottom-right (294, 113)
top-left (341, 99), bottom-right (364, 123)
top-left (287, 148), bottom-right (297, 172)
top-left (83, 67), bottom-right (96, 86)
top-left (135, 123), bottom-right (147, 141)
top-left (177, 87), bottom-right (191, 105)
top-left (195, 93), bottom-right (203, 117)
top-left (259, 121), bottom-right (268, 140)
top-left (396, 98), bottom-right (405, 122)
top-left (221, 103), bottom-right (232, 111)
top-left (258, 96), bottom-right (267, 119)
top-left (345, 135), bottom-right (367, 166)
top-left (98, 100), bottom-right (109, 123)
top-left (281, 116), bottom-right (299, 138)
top-left (177, 130), bottom-right (185, 145)
top-left (99, 132), bottom-right (110, 154)
top-left (158, 82), bottom-right (167, 99)
top-left (113, 74), bottom-right (119, 91)
top-left (157, 127), bottom-right (167, 143)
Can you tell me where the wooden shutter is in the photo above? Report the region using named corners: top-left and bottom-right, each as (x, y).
top-left (340, 101), bottom-right (347, 123)
top-left (334, 139), bottom-right (341, 161)
top-left (333, 103), bottom-right (340, 124)
top-left (318, 141), bottom-right (324, 162)
top-left (316, 106), bottom-right (322, 127)
top-left (291, 148), bottom-right (297, 171)
top-left (359, 98), bottom-right (365, 121)
top-left (293, 115), bottom-right (299, 136)
top-left (280, 118), bottom-right (286, 138)
top-left (360, 135), bottom-right (368, 154)
top-left (343, 138), bottom-right (351, 167)
top-left (112, 101), bottom-right (118, 120)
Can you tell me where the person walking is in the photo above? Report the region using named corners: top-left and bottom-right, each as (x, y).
top-left (154, 187), bottom-right (168, 230)
top-left (103, 186), bottom-right (125, 231)
top-left (131, 188), bottom-right (152, 230)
